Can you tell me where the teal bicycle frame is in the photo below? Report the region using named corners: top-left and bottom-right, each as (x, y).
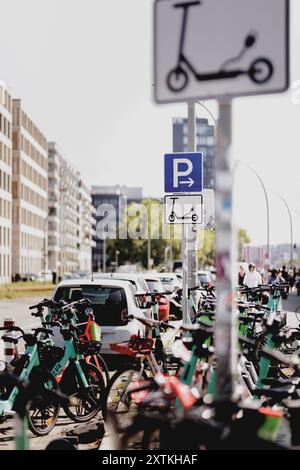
top-left (0, 341), bottom-right (42, 419)
top-left (255, 284), bottom-right (284, 390)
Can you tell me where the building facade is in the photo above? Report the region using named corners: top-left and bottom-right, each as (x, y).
top-left (173, 117), bottom-right (215, 189)
top-left (91, 185), bottom-right (143, 272)
top-left (12, 100), bottom-right (48, 279)
top-left (0, 85), bottom-right (12, 284)
top-left (78, 178), bottom-right (96, 273)
top-left (48, 142), bottom-right (94, 277)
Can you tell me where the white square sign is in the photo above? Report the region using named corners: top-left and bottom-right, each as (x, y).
top-left (164, 194), bottom-right (203, 225)
top-left (154, 0), bottom-right (289, 103)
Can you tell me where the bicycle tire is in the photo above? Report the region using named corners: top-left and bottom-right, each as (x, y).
top-left (62, 362), bottom-right (105, 423)
top-left (27, 370), bottom-right (60, 436)
top-left (253, 331), bottom-right (298, 379)
top-left (295, 305), bottom-right (300, 324)
top-left (91, 354), bottom-right (110, 388)
top-left (103, 365), bottom-right (148, 431)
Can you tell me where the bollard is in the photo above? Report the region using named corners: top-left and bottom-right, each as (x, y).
top-left (3, 317), bottom-right (16, 364)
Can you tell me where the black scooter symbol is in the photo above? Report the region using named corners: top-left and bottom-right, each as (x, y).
top-left (168, 197), bottom-right (198, 223)
top-left (167, 1), bottom-right (274, 93)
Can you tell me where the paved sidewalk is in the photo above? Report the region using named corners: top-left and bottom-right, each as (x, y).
top-left (283, 290), bottom-right (300, 328)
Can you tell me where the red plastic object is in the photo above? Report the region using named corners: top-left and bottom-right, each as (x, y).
top-left (110, 335), bottom-right (154, 356)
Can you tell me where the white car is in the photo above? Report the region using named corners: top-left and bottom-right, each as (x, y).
top-left (93, 272), bottom-right (149, 295)
top-left (197, 270), bottom-right (215, 287)
top-left (51, 279), bottom-right (148, 355)
top-left (153, 272), bottom-right (182, 293)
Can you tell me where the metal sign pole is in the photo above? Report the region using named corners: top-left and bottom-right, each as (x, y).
top-left (187, 101), bottom-right (198, 316)
top-left (215, 99), bottom-right (236, 405)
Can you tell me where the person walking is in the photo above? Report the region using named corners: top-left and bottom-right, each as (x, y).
top-left (238, 266), bottom-right (245, 286)
top-left (243, 263), bottom-right (262, 288)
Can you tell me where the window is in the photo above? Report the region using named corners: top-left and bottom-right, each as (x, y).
top-left (54, 285), bottom-right (128, 326)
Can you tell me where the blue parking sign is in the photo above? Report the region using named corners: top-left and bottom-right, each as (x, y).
top-left (164, 153), bottom-right (203, 193)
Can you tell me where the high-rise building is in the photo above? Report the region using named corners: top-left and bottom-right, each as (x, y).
top-left (78, 178), bottom-right (96, 273)
top-left (48, 142), bottom-right (95, 277)
top-left (173, 117), bottom-right (215, 189)
top-left (12, 100), bottom-right (48, 279)
top-left (0, 85), bottom-right (12, 284)
top-left (91, 185), bottom-right (143, 271)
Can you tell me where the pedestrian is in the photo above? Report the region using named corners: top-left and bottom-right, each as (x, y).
top-left (268, 269), bottom-right (280, 285)
top-left (238, 266), bottom-right (245, 286)
top-left (295, 271), bottom-right (300, 296)
top-left (243, 263), bottom-right (262, 288)
top-left (281, 265), bottom-right (289, 282)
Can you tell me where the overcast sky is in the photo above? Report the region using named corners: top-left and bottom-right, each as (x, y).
top-left (0, 0), bottom-right (299, 246)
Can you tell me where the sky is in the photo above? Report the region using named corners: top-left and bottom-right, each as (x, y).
top-left (0, 0), bottom-right (299, 246)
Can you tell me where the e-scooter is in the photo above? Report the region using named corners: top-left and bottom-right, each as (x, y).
top-left (167, 1), bottom-right (273, 93)
top-left (168, 196), bottom-right (198, 223)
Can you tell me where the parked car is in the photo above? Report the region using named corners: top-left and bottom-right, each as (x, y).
top-left (154, 272), bottom-right (182, 293)
top-left (36, 270), bottom-right (53, 282)
top-left (197, 270), bottom-right (215, 287)
top-left (52, 279), bottom-right (148, 356)
top-left (93, 272), bottom-right (149, 295)
top-left (142, 275), bottom-right (170, 322)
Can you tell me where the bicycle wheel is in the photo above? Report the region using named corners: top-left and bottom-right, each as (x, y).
top-left (27, 370), bottom-right (60, 436)
top-left (90, 354), bottom-right (110, 388)
top-left (62, 362), bottom-right (105, 423)
top-left (103, 366), bottom-right (148, 431)
top-left (295, 305), bottom-right (300, 324)
top-left (253, 331), bottom-right (298, 379)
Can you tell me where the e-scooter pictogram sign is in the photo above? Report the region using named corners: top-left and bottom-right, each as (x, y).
top-left (154, 0), bottom-right (289, 103)
top-left (164, 194), bottom-right (203, 225)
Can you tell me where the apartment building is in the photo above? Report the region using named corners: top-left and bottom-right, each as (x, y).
top-left (12, 99), bottom-right (48, 278)
top-left (48, 143), bottom-right (94, 277)
top-left (0, 84), bottom-right (12, 284)
top-left (173, 117), bottom-right (215, 189)
top-left (78, 178), bottom-right (96, 273)
top-left (91, 185), bottom-right (143, 271)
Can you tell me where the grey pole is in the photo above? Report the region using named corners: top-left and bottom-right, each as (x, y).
top-left (236, 161), bottom-right (270, 268)
top-left (147, 230), bottom-right (151, 271)
top-left (276, 193), bottom-right (294, 267)
top-left (103, 238), bottom-right (106, 273)
top-left (187, 101), bottom-right (198, 314)
top-left (215, 99), bottom-right (236, 405)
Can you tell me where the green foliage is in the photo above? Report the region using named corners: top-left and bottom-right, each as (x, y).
top-left (107, 199), bottom-right (217, 269)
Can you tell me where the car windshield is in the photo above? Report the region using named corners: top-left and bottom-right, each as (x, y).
top-left (54, 285), bottom-right (128, 326)
top-left (159, 277), bottom-right (177, 291)
top-left (198, 273), bottom-right (210, 284)
top-left (146, 279), bottom-right (164, 293)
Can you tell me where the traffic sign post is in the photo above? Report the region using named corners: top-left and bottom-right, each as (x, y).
top-left (164, 152), bottom-right (203, 193)
top-left (156, 0), bottom-right (290, 409)
top-left (164, 194), bottom-right (203, 225)
top-left (166, 127), bottom-right (203, 325)
top-left (154, 0), bottom-right (289, 103)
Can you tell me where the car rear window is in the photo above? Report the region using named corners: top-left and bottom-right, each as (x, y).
top-left (198, 274), bottom-right (209, 284)
top-left (54, 285), bottom-right (128, 326)
top-left (146, 280), bottom-right (164, 293)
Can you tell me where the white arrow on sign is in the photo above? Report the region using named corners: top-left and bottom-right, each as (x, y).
top-left (179, 177), bottom-right (194, 187)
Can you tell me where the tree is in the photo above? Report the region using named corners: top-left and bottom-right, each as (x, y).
top-left (106, 199), bottom-right (181, 269)
top-left (237, 228), bottom-right (251, 261)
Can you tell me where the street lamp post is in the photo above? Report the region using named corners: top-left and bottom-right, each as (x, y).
top-left (236, 160), bottom-right (270, 268)
top-left (115, 249), bottom-right (120, 270)
top-left (276, 193), bottom-right (294, 267)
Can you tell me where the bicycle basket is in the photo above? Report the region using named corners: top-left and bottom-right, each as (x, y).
top-left (38, 344), bottom-right (65, 369)
top-left (75, 340), bottom-right (102, 356)
top-left (110, 335), bottom-right (154, 356)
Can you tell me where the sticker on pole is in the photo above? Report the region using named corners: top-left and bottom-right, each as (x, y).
top-left (164, 194), bottom-right (203, 225)
top-left (165, 152), bottom-right (203, 193)
top-left (154, 0), bottom-right (289, 103)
